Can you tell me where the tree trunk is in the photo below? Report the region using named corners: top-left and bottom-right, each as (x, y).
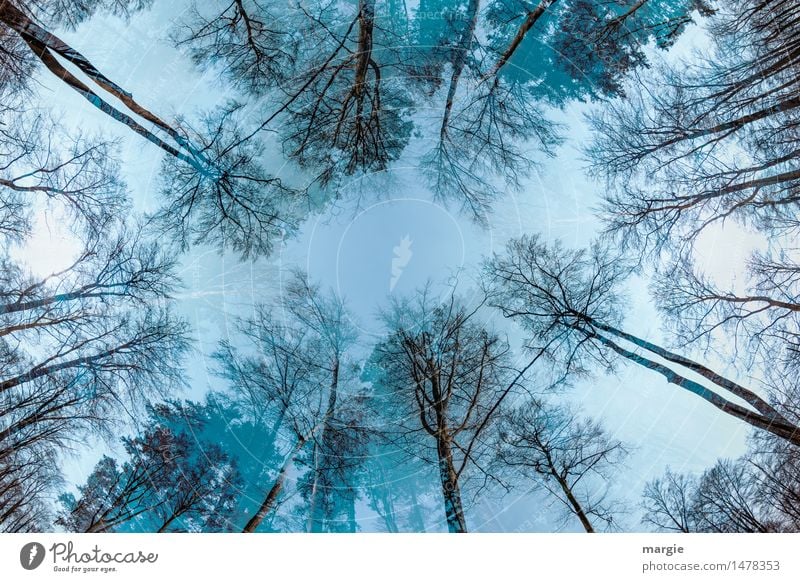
top-left (585, 327), bottom-right (800, 446)
top-left (654, 94), bottom-right (800, 152)
top-left (487, 0), bottom-right (556, 78)
top-left (307, 359), bottom-right (340, 533)
top-left (436, 434), bottom-right (467, 533)
top-left (353, 0), bottom-right (375, 103)
top-left (156, 512), bottom-right (179, 533)
top-left (440, 0), bottom-right (481, 137)
top-left (85, 518), bottom-right (109, 533)
top-left (242, 439), bottom-right (305, 533)
top-left (344, 489), bottom-right (357, 533)
top-left (584, 316), bottom-right (790, 422)
top-left (380, 492), bottom-right (399, 533)
top-left (0, 1), bottom-right (206, 170)
top-left (374, 463), bottom-right (399, 533)
top-left (0, 338), bottom-right (139, 394)
top-left (554, 474), bottom-right (594, 533)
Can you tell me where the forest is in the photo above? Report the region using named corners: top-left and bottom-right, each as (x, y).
top-left (1, 0), bottom-right (798, 533)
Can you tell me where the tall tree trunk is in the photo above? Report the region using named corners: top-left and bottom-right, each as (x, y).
top-left (307, 359), bottom-right (340, 533)
top-left (583, 316), bottom-right (790, 422)
top-left (651, 94), bottom-right (800, 152)
top-left (375, 463), bottom-right (399, 533)
top-left (242, 439), bottom-right (305, 533)
top-left (0, 338), bottom-right (140, 394)
top-left (379, 491), bottom-right (399, 533)
top-left (305, 441), bottom-right (321, 532)
top-left (436, 434), bottom-right (467, 533)
top-left (554, 474), bottom-right (594, 533)
top-left (344, 489), bottom-right (357, 533)
top-left (0, 1), bottom-right (207, 171)
top-left (486, 0), bottom-right (556, 79)
top-left (583, 327), bottom-right (800, 446)
top-left (353, 0), bottom-right (375, 103)
top-left (440, 0), bottom-right (481, 137)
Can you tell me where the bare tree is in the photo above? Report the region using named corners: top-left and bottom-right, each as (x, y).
top-left (0, 218), bottom-right (190, 531)
top-left (651, 252), bottom-right (800, 372)
top-left (215, 270), bottom-right (361, 532)
top-left (0, 90), bottom-right (193, 531)
top-left (0, 1), bottom-right (300, 256)
top-left (646, 460), bottom-right (787, 533)
top-left (588, 0), bottom-right (800, 252)
top-left (151, 103), bottom-right (300, 258)
top-left (275, 272), bottom-right (362, 532)
top-left (0, 109), bottom-right (125, 241)
top-left (641, 468), bottom-right (696, 532)
top-left (642, 373), bottom-right (800, 533)
top-left (0, 447), bottom-right (58, 532)
top-left (215, 312), bottom-right (321, 532)
top-left (487, 235), bottom-right (800, 446)
top-left (497, 399), bottom-right (627, 532)
top-left (422, 0), bottom-right (561, 222)
top-left (296, 391), bottom-right (370, 533)
top-left (276, 0), bottom-right (413, 188)
top-left (370, 289), bottom-right (537, 532)
top-left (0, 1), bottom-right (207, 166)
top-left (173, 0), bottom-right (297, 96)
top-left (420, 0), bottom-right (702, 221)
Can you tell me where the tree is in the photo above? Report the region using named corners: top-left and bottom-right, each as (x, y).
top-left (369, 289), bottom-right (534, 532)
top-left (0, 447), bottom-right (58, 532)
top-left (1, 91), bottom-right (191, 531)
top-left (588, 0), bottom-right (800, 252)
top-left (295, 391), bottom-right (370, 533)
top-left (641, 468), bottom-right (696, 532)
top-left (168, 1), bottom-right (706, 224)
top-left (215, 270), bottom-right (362, 532)
top-left (496, 399), bottom-right (627, 532)
top-left (580, 2), bottom-right (800, 526)
top-left (174, 0), bottom-right (414, 190)
top-left (487, 235), bottom-right (800, 446)
top-left (361, 349), bottom-right (443, 533)
top-left (643, 374), bottom-right (800, 533)
top-left (173, 0), bottom-right (298, 96)
top-left (419, 0), bottom-right (705, 222)
top-left (0, 202), bottom-right (189, 532)
top-left (215, 311), bottom-right (321, 532)
top-left (361, 440), bottom-right (438, 532)
top-left (275, 0), bottom-right (413, 188)
top-left (0, 228), bottom-right (190, 457)
top-left (151, 102), bottom-right (300, 258)
top-left (421, 0), bottom-right (560, 222)
top-left (642, 456), bottom-right (797, 533)
top-left (0, 1), bottom-right (299, 256)
top-left (0, 108), bottom-right (125, 242)
top-left (485, 0), bottom-right (711, 102)
top-left (277, 272), bottom-right (362, 532)
top-left (56, 402), bottom-right (241, 533)
top-left (651, 252), bottom-right (800, 372)
top-left (0, 1), bottom-right (202, 166)
top-left (0, 25), bottom-right (34, 98)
